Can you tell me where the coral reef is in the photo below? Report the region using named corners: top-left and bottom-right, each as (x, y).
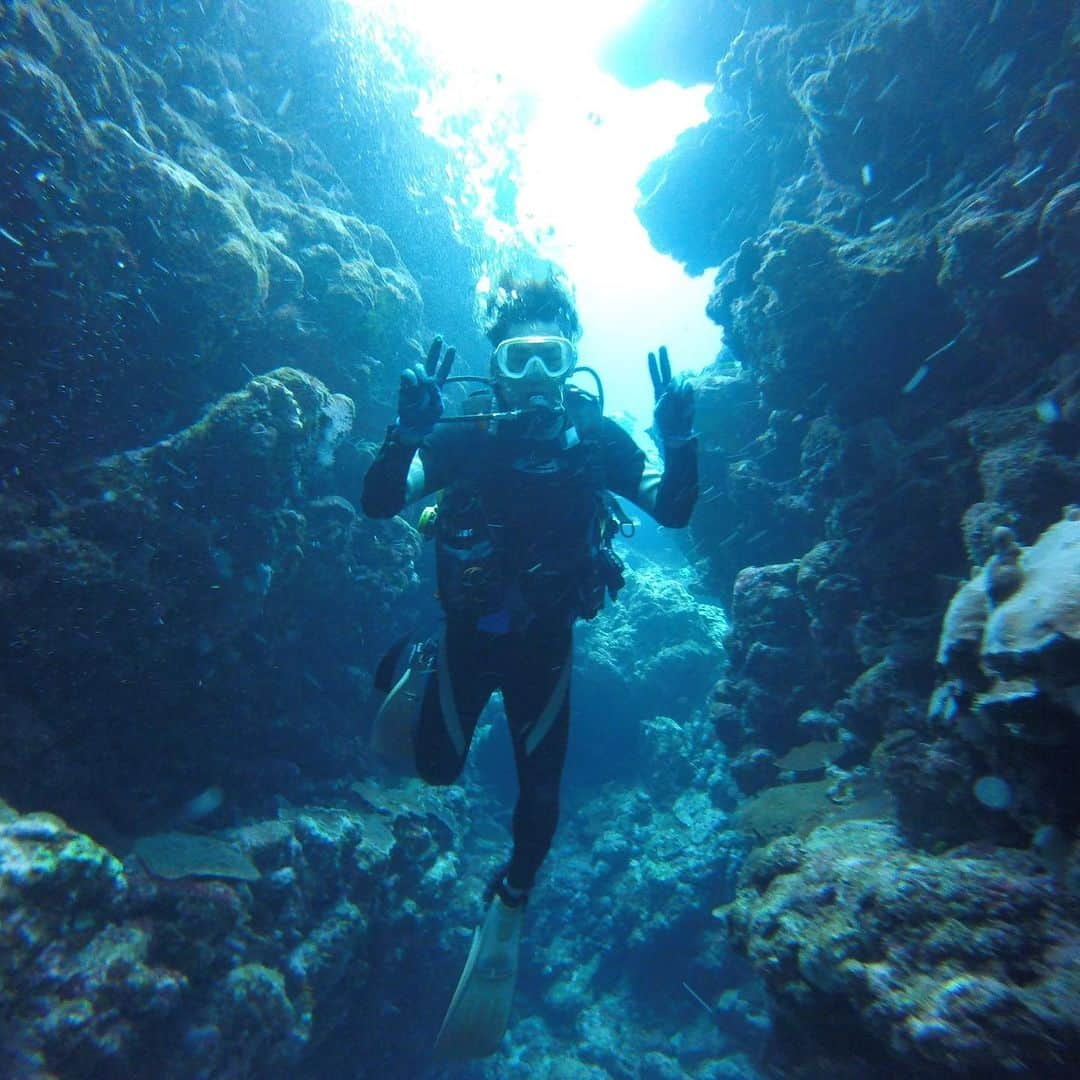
top-left (1, 367), bottom-right (421, 828)
top-left (721, 820), bottom-right (1080, 1078)
top-left (0, 785), bottom-right (470, 1078)
top-left (502, 729), bottom-right (761, 1079)
top-left (625, 0), bottom-right (1080, 828)
top-left (569, 556), bottom-right (728, 786)
top-left (0, 5), bottom-right (490, 1070)
top-left (936, 508), bottom-right (1080, 742)
top-left (614, 0), bottom-right (1080, 1073)
top-left (3, 0), bottom-right (1077, 1075)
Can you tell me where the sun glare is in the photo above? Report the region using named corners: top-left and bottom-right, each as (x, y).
top-left (347, 0), bottom-right (721, 424)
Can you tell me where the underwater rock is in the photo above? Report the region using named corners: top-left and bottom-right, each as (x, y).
top-left (133, 831), bottom-right (260, 882)
top-left (981, 515), bottom-right (1080, 688)
top-left (0, 789), bottom-right (464, 1077)
top-left (937, 569), bottom-right (992, 674)
top-left (936, 509), bottom-right (1080, 743)
top-left (730, 747), bottom-right (780, 797)
top-left (876, 731), bottom-right (1026, 851)
top-left (0, 0), bottom-right (428, 471)
top-left (722, 819), bottom-right (1080, 1077)
top-left (710, 220), bottom-right (957, 419)
top-left (0, 366), bottom-right (422, 824)
top-left (0, 808), bottom-right (183, 1074)
top-left (985, 526), bottom-right (1025, 604)
top-left (774, 740), bottom-right (845, 774)
top-left (570, 559), bottom-right (727, 785)
top-left (526, 776), bottom-right (753, 1074)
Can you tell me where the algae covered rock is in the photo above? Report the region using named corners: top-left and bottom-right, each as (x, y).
top-left (0, 809), bottom-right (185, 1074)
top-left (133, 831), bottom-right (260, 882)
top-left (0, 789), bottom-right (464, 1078)
top-left (724, 819), bottom-right (1080, 1077)
top-left (936, 508), bottom-right (1080, 741)
top-left (981, 515), bottom-right (1080, 689)
top-left (1, 366), bottom-right (420, 824)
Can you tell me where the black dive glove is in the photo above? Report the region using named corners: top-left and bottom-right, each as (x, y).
top-left (396, 336), bottom-right (456, 443)
top-left (649, 345), bottom-right (695, 444)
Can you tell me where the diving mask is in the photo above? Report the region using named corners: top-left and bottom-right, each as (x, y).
top-left (492, 336), bottom-right (577, 382)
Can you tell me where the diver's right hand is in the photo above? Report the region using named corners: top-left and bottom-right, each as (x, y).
top-left (396, 337), bottom-right (456, 442)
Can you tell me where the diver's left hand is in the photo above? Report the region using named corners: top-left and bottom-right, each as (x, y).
top-left (649, 346), bottom-right (694, 441)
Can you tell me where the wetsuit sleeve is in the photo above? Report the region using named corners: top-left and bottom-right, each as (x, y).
top-left (599, 418), bottom-right (698, 528)
top-left (361, 427), bottom-right (432, 518)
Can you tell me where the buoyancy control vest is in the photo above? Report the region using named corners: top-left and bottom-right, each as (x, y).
top-left (432, 388), bottom-right (628, 625)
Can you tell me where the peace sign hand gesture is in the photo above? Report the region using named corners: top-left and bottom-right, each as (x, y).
top-left (397, 337), bottom-right (456, 441)
top-left (648, 346), bottom-right (694, 442)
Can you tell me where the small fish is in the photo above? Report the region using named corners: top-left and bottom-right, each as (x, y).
top-left (177, 785), bottom-right (224, 823)
top-left (1035, 398), bottom-right (1060, 423)
top-left (0, 225), bottom-right (23, 247)
top-left (1014, 163), bottom-right (1045, 187)
top-left (901, 363), bottom-right (930, 394)
top-left (2, 113), bottom-right (39, 150)
top-left (875, 74), bottom-right (901, 102)
top-left (1000, 255), bottom-right (1040, 280)
top-left (276, 88), bottom-right (294, 117)
top-left (923, 334), bottom-right (961, 365)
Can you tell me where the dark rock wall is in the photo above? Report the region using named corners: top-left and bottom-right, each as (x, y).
top-left (631, 0), bottom-right (1079, 820)
top-left (0, 0), bottom-right (480, 828)
top-left (0, 785), bottom-right (471, 1078)
top-left (0, 3), bottom-right (496, 1075)
top-left (618, 0), bottom-right (1080, 1075)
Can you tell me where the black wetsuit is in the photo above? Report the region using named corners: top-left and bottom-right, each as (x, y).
top-left (362, 398), bottom-right (697, 891)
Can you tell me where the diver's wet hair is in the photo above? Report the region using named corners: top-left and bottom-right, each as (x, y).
top-left (484, 270), bottom-right (582, 345)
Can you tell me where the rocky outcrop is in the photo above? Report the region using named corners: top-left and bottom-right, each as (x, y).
top-left (626, 0), bottom-right (1079, 817)
top-left (617, 0), bottom-right (1080, 1072)
top-left (569, 557), bottom-right (728, 786)
top-left (0, 0), bottom-right (481, 831)
top-left (936, 509), bottom-right (1080, 739)
top-left (1, 367), bottom-right (425, 828)
top-left (0, 785), bottom-right (468, 1078)
top-left (721, 820), bottom-right (1080, 1078)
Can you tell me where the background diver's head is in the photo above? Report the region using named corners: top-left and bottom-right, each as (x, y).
top-left (484, 270), bottom-right (581, 426)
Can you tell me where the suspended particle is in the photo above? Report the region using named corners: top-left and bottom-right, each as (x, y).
top-left (1035, 398), bottom-right (1060, 423)
top-left (973, 775), bottom-right (1013, 810)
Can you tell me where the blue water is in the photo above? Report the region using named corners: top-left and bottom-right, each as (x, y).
top-left (1, 1), bottom-right (1077, 1078)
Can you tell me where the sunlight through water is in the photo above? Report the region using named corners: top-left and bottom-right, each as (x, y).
top-left (348, 0), bottom-right (723, 424)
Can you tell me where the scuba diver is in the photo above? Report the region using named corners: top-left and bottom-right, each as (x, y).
top-left (361, 273), bottom-right (697, 1060)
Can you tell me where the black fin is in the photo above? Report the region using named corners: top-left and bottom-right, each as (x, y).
top-left (373, 634), bottom-right (413, 694)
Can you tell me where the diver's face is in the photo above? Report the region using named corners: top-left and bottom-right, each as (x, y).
top-left (492, 319), bottom-right (572, 413)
